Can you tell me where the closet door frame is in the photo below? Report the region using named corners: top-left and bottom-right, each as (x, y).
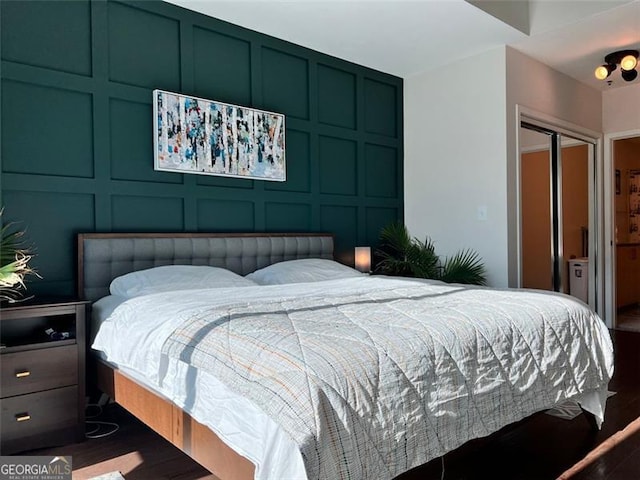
top-left (516, 106), bottom-right (602, 316)
top-left (603, 129), bottom-right (640, 328)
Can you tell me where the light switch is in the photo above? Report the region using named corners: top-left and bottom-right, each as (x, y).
top-left (477, 205), bottom-right (488, 221)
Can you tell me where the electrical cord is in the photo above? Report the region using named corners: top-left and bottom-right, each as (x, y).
top-left (85, 423), bottom-right (101, 436)
top-left (86, 404), bottom-right (103, 419)
top-left (85, 403), bottom-right (120, 439)
top-left (441, 456), bottom-right (445, 480)
top-left (86, 421), bottom-right (120, 439)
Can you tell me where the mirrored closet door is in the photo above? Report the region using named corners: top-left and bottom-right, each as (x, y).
top-left (520, 121), bottom-right (596, 307)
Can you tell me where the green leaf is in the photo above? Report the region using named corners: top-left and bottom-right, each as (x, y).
top-left (0, 209), bottom-right (39, 298)
top-left (439, 249), bottom-right (487, 286)
top-left (375, 222), bottom-right (487, 286)
top-left (379, 222), bottom-right (412, 255)
top-left (376, 222), bottom-right (439, 278)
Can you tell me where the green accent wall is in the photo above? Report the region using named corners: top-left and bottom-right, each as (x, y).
top-left (0, 0), bottom-right (403, 297)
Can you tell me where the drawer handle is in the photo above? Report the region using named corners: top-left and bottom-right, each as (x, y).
top-left (15, 371), bottom-right (31, 378)
top-left (15, 413), bottom-right (31, 422)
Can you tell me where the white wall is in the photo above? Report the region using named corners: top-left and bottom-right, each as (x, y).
top-left (404, 47), bottom-right (509, 287)
top-left (603, 83), bottom-right (640, 133)
top-left (505, 46), bottom-right (602, 286)
top-left (505, 47), bottom-right (602, 132)
top-left (404, 46), bottom-right (603, 288)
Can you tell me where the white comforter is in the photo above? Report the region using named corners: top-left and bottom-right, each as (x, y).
top-left (92, 276), bottom-right (614, 480)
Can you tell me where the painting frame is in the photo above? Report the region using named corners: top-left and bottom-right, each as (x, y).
top-left (153, 89), bottom-right (286, 182)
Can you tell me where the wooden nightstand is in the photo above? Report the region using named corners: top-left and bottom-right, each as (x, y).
top-left (0, 299), bottom-right (89, 454)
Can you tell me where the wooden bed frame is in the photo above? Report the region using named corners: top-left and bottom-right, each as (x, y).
top-left (95, 359), bottom-right (254, 480)
top-left (78, 232), bottom-right (335, 480)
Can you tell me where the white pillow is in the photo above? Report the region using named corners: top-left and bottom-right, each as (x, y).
top-left (110, 265), bottom-right (257, 297)
top-left (246, 258), bottom-right (362, 285)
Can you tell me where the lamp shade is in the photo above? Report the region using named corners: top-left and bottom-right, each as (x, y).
top-left (354, 246), bottom-right (371, 273)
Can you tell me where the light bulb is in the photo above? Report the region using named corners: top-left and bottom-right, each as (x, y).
top-left (620, 54), bottom-right (638, 71)
top-left (594, 65), bottom-right (610, 80)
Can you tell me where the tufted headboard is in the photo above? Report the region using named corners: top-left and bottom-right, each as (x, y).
top-left (77, 233), bottom-right (334, 302)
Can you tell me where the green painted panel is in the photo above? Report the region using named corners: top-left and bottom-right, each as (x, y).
top-left (364, 78), bottom-right (397, 138)
top-left (193, 27), bottom-right (251, 106)
top-left (2, 80), bottom-right (94, 178)
top-left (320, 205), bottom-right (357, 265)
top-left (112, 195), bottom-right (184, 231)
top-left (365, 144), bottom-right (397, 198)
top-left (2, 190), bottom-right (95, 296)
top-left (366, 206), bottom-right (397, 246)
top-left (319, 136), bottom-right (357, 196)
top-left (262, 47), bottom-right (309, 120)
top-left (0, 0), bottom-right (403, 297)
top-left (1, 0), bottom-right (91, 76)
top-left (265, 202), bottom-right (311, 231)
top-left (108, 2), bottom-right (180, 90)
top-left (197, 199), bottom-right (254, 231)
top-left (110, 98), bottom-right (181, 183)
top-left (265, 129), bottom-right (310, 193)
top-left (196, 175), bottom-right (254, 189)
top-left (317, 64), bottom-right (356, 129)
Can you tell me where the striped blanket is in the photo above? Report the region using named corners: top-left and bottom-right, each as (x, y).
top-left (160, 281), bottom-right (613, 480)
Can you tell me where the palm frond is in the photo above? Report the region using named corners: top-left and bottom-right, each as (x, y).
top-left (375, 221), bottom-right (487, 286)
top-left (439, 249), bottom-right (487, 285)
top-left (376, 223), bottom-right (440, 278)
top-left (0, 224), bottom-right (27, 266)
top-left (379, 222), bottom-right (413, 255)
top-left (405, 238), bottom-right (439, 278)
top-left (0, 209), bottom-right (39, 301)
top-left (377, 222), bottom-right (414, 276)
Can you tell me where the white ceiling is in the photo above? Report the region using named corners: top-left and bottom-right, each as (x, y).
top-left (166, 0), bottom-right (640, 91)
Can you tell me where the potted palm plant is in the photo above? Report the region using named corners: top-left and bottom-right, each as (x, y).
top-left (375, 222), bottom-right (487, 285)
top-left (0, 210), bottom-right (39, 303)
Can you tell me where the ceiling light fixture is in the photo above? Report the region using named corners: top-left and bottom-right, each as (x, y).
top-left (595, 49), bottom-right (639, 83)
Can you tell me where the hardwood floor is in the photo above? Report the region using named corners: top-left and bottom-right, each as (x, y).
top-left (30, 330), bottom-right (640, 480)
top-left (617, 304), bottom-right (640, 332)
top-left (32, 404), bottom-right (216, 480)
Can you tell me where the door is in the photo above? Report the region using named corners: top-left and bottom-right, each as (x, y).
top-left (613, 136), bottom-right (640, 331)
top-left (520, 122), bottom-right (594, 305)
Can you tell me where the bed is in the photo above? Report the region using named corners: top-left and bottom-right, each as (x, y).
top-left (78, 232), bottom-right (614, 480)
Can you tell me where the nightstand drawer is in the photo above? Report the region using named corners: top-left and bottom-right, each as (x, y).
top-left (0, 386), bottom-right (79, 454)
top-left (1, 345), bottom-right (78, 398)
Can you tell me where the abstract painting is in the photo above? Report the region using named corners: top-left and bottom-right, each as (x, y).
top-left (153, 89), bottom-right (285, 181)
